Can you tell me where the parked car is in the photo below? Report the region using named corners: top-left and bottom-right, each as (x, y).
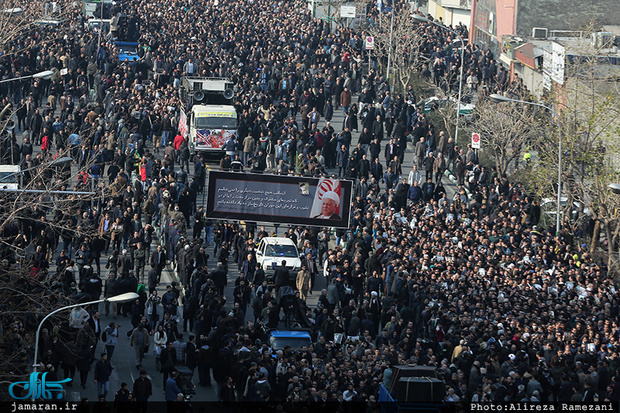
top-left (541, 197), bottom-right (591, 221)
top-left (115, 42), bottom-right (140, 62)
top-left (256, 237), bottom-right (302, 285)
top-left (268, 330), bottom-right (312, 353)
top-left (419, 96), bottom-right (475, 121)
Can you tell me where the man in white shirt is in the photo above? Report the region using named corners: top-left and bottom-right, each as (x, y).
top-left (407, 165), bottom-right (422, 186)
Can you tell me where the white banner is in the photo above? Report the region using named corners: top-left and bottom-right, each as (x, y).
top-left (178, 109), bottom-right (188, 138)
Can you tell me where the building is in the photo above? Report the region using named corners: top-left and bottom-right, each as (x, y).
top-left (499, 31), bottom-right (620, 99)
top-left (469, 0), bottom-right (620, 57)
top-left (427, 0), bottom-right (472, 28)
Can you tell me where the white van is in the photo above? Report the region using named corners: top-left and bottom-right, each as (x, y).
top-left (256, 237), bottom-right (302, 283)
top-left (0, 165), bottom-right (20, 190)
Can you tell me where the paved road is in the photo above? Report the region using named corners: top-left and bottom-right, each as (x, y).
top-left (65, 263), bottom-right (214, 402)
top-left (26, 92), bottom-right (460, 402)
top-left (68, 244), bottom-right (328, 402)
top-left (194, 98), bottom-right (459, 211)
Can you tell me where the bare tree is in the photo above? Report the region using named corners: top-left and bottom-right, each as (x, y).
top-left (517, 26), bottom-right (620, 259)
top-left (0, 145), bottom-right (102, 392)
top-left (573, 174), bottom-right (620, 275)
top-left (0, 0), bottom-right (71, 56)
top-left (469, 94), bottom-right (543, 177)
top-left (312, 0), bottom-right (371, 29)
top-left (369, 10), bottom-right (425, 94)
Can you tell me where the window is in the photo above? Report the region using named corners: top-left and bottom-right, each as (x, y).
top-left (265, 244), bottom-right (298, 258)
top-left (195, 116), bottom-right (237, 129)
top-left (270, 337), bottom-right (311, 351)
top-left (0, 172), bottom-right (18, 184)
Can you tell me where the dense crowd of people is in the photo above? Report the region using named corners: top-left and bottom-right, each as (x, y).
top-left (0, 0), bottom-right (618, 407)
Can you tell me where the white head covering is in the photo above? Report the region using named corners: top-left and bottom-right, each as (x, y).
top-left (322, 191), bottom-right (340, 205)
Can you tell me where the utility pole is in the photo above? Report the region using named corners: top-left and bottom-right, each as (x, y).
top-left (386, 4), bottom-right (395, 82)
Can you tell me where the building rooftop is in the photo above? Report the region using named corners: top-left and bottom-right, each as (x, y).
top-left (516, 0), bottom-right (620, 39)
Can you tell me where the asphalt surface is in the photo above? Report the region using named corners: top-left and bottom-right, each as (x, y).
top-left (30, 91), bottom-right (460, 402)
top-left (68, 247), bottom-right (328, 402)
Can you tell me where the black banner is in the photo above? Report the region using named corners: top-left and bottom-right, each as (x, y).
top-left (205, 171), bottom-right (353, 229)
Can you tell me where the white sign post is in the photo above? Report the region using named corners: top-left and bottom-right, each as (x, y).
top-left (365, 36), bottom-right (374, 50)
top-left (471, 132), bottom-right (481, 149)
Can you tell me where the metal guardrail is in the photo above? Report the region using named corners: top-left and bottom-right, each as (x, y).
top-left (549, 30), bottom-right (584, 39)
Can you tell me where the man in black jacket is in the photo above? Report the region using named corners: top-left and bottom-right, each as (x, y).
top-left (151, 244), bottom-right (167, 281)
top-left (185, 335), bottom-right (198, 376)
top-left (371, 115), bottom-right (384, 143)
top-left (357, 154), bottom-right (370, 180)
top-left (368, 137), bottom-right (381, 163)
top-left (20, 136), bottom-right (33, 161)
top-left (211, 262), bottom-right (227, 296)
top-left (88, 311), bottom-right (103, 354)
top-left (219, 376), bottom-right (236, 402)
top-left (274, 260), bottom-right (290, 291)
top-left (384, 138), bottom-right (400, 163)
top-left (133, 370), bottom-right (152, 412)
top-left (160, 341), bottom-right (178, 388)
top-left (30, 109), bottom-right (43, 144)
top-left (94, 352), bottom-right (113, 399)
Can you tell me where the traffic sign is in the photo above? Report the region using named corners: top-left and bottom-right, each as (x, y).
top-left (471, 132), bottom-right (481, 149)
top-left (365, 36), bottom-right (374, 50)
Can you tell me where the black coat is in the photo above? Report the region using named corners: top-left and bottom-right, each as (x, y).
top-left (253, 268), bottom-right (265, 286)
top-left (185, 341), bottom-right (197, 370)
top-left (88, 316), bottom-right (103, 339)
top-left (211, 269), bottom-right (227, 290)
top-left (94, 358), bottom-right (113, 382)
top-left (274, 267), bottom-right (290, 288)
top-left (151, 250), bottom-right (167, 269)
top-left (133, 376), bottom-right (153, 400)
top-left (160, 347), bottom-right (178, 373)
top-left (77, 348), bottom-right (94, 372)
top-left (357, 159), bottom-right (370, 179)
top-left (371, 120), bottom-right (384, 142)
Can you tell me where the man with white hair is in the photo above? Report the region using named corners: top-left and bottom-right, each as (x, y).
top-left (313, 191), bottom-right (341, 220)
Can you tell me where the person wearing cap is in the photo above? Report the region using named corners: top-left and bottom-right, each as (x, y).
top-left (313, 191), bottom-right (341, 220)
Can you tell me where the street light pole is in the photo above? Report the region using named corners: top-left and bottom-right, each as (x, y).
top-left (33, 292), bottom-right (139, 377)
top-left (0, 70), bottom-right (55, 85)
top-left (412, 14), bottom-right (465, 144)
top-left (489, 94), bottom-right (562, 234)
